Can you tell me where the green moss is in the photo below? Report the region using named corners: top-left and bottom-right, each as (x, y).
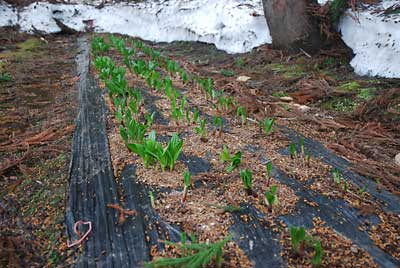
top-left (272, 91), bottom-right (289, 98)
top-left (220, 69), bottom-right (235, 77)
top-left (0, 72), bottom-right (12, 82)
top-left (322, 97), bottom-right (358, 112)
top-left (0, 60), bottom-right (5, 72)
top-left (357, 87), bottom-right (377, 100)
top-left (338, 81), bottom-right (360, 91)
top-left (266, 63), bottom-right (305, 78)
top-left (0, 38), bottom-right (42, 60)
top-left (234, 57), bottom-right (245, 68)
top-left (17, 38), bottom-right (41, 50)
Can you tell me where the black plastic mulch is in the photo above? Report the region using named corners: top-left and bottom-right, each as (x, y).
top-left (65, 37), bottom-right (400, 267)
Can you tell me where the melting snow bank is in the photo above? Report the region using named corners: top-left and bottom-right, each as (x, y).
top-left (0, 2), bottom-right (17, 26)
top-left (339, 1), bottom-right (400, 78)
top-left (0, 0), bottom-right (270, 54)
top-left (1, 0), bottom-right (400, 78)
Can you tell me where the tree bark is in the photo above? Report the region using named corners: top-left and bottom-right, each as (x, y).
top-left (262, 0), bottom-right (323, 54)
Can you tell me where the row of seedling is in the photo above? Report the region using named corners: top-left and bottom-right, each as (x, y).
top-left (105, 36), bottom-right (207, 131)
top-left (111, 36), bottom-right (247, 121)
top-left (95, 36), bottom-right (284, 214)
top-left (102, 35), bottom-right (278, 139)
top-left (92, 37), bottom-right (184, 172)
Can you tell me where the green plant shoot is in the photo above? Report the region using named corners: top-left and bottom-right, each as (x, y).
top-left (264, 185), bottom-right (278, 209)
top-left (195, 119), bottom-right (207, 141)
top-left (290, 226), bottom-right (306, 255)
top-left (193, 108), bottom-right (199, 124)
top-left (263, 118), bottom-right (275, 135)
top-left (226, 151), bottom-right (241, 173)
top-left (332, 168), bottom-right (341, 185)
top-left (311, 240), bottom-right (323, 267)
top-left (299, 137), bottom-right (305, 156)
top-left (266, 162), bottom-right (273, 187)
top-left (289, 143), bottom-right (297, 159)
top-left (213, 116), bottom-right (223, 134)
top-left (240, 169), bottom-right (253, 194)
top-left (236, 106), bottom-right (247, 126)
top-left (149, 191), bottom-right (155, 208)
top-left (220, 145), bottom-right (231, 163)
top-left (182, 170), bottom-right (191, 203)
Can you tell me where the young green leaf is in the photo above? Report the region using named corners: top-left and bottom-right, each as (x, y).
top-left (311, 240), bottom-right (323, 267)
top-left (226, 151), bottom-right (241, 173)
top-left (183, 170), bottom-right (191, 189)
top-left (165, 133), bottom-right (183, 171)
top-left (220, 145), bottom-right (231, 163)
top-left (144, 112), bottom-right (155, 127)
top-left (149, 191), bottom-right (155, 208)
top-left (266, 162), bottom-right (273, 178)
top-left (290, 226), bottom-right (306, 255)
top-left (119, 125), bottom-right (128, 143)
top-left (306, 151), bottom-right (311, 167)
top-left (240, 169), bottom-right (252, 194)
top-left (264, 185), bottom-right (278, 208)
top-left (185, 110), bottom-right (191, 125)
top-left (289, 142), bottom-right (297, 159)
top-left (236, 106), bottom-right (247, 125)
top-left (359, 184), bottom-right (368, 195)
top-left (193, 108), bottom-right (199, 124)
top-left (332, 168), bottom-right (341, 185)
top-left (263, 117), bottom-right (275, 135)
top-left (195, 119), bottom-right (207, 141)
top-left (182, 170), bottom-right (191, 203)
top-left (213, 116), bottom-right (223, 133)
top-left (299, 137), bottom-right (305, 156)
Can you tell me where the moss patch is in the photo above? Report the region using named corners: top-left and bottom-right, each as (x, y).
top-left (338, 81), bottom-right (360, 91)
top-left (265, 63), bottom-right (306, 78)
top-left (272, 91), bottom-right (289, 98)
top-left (322, 96), bottom-right (358, 112)
top-left (0, 38), bottom-right (42, 60)
top-left (220, 69), bottom-right (235, 77)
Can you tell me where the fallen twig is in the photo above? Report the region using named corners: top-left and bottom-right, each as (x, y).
top-left (107, 204), bottom-right (138, 225)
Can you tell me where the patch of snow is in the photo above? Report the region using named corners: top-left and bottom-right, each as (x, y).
top-left (0, 1), bottom-right (17, 26)
top-left (1, 0), bottom-right (399, 78)
top-left (318, 0), bottom-right (331, 5)
top-left (0, 0), bottom-right (271, 54)
top-left (339, 1), bottom-right (400, 78)
top-left (395, 153), bottom-right (400, 167)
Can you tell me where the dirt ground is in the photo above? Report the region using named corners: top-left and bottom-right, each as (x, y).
top-left (0, 26), bottom-right (399, 267)
top-left (0, 27), bottom-right (77, 267)
top-left (153, 39), bottom-right (400, 195)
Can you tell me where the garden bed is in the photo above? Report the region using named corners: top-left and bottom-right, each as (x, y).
top-left (65, 35), bottom-right (400, 267)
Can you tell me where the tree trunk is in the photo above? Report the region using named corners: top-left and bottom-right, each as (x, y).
top-left (262, 0), bottom-right (323, 54)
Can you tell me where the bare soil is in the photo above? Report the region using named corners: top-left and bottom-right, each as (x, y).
top-left (0, 27), bottom-right (77, 267)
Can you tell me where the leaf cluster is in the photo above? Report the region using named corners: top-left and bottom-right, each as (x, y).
top-left (144, 233), bottom-right (231, 268)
